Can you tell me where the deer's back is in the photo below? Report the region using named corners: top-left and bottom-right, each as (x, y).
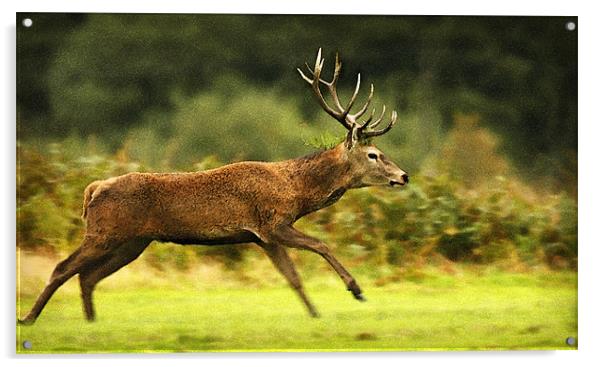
top-left (84, 161), bottom-right (299, 242)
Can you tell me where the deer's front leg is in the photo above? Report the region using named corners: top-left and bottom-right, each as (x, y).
top-left (266, 225), bottom-right (365, 301)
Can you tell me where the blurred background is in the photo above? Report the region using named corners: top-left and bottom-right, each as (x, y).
top-left (15, 13), bottom-right (578, 351)
top-left (17, 13), bottom-right (577, 279)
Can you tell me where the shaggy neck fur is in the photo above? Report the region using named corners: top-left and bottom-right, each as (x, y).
top-left (286, 144), bottom-right (355, 218)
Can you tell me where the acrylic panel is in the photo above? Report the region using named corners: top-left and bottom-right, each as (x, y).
top-left (16, 13), bottom-right (578, 353)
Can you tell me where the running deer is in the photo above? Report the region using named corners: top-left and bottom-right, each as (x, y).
top-left (19, 49), bottom-right (408, 324)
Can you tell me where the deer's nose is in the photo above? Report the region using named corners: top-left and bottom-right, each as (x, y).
top-left (401, 173), bottom-right (409, 184)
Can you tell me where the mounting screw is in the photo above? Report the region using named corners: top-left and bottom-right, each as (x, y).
top-left (22, 340), bottom-right (32, 349)
top-left (566, 336), bottom-right (576, 346)
top-left (22, 18), bottom-right (33, 28)
top-left (565, 21), bottom-right (576, 31)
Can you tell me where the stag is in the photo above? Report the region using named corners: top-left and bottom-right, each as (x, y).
top-left (19, 49), bottom-right (408, 324)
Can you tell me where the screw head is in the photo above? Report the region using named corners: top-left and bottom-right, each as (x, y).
top-left (566, 21), bottom-right (576, 31)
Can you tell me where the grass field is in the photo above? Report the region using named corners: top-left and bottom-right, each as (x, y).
top-left (16, 262), bottom-right (577, 353)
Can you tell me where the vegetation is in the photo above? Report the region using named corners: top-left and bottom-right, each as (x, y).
top-left (17, 133), bottom-right (577, 272)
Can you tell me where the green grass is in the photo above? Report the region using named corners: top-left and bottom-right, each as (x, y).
top-left (16, 271), bottom-right (577, 353)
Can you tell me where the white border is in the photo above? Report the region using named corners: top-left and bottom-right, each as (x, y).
top-left (2, 0), bottom-right (586, 15)
top-left (3, 1), bottom-right (601, 367)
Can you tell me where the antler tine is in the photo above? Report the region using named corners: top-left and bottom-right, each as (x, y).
top-left (342, 73), bottom-right (361, 117)
top-left (299, 48), bottom-right (395, 136)
top-left (305, 52), bottom-right (342, 84)
top-left (298, 49), bottom-right (354, 130)
top-left (297, 48), bottom-right (325, 84)
top-left (304, 64), bottom-right (323, 82)
top-left (297, 61), bottom-right (345, 113)
top-left (320, 52), bottom-right (345, 114)
top-left (332, 52), bottom-right (342, 87)
top-left (368, 105), bottom-right (387, 129)
top-left (363, 110), bottom-right (398, 138)
top-left (321, 52), bottom-right (345, 112)
top-left (350, 83), bottom-right (374, 122)
top-left (314, 47), bottom-right (322, 72)
top-left (297, 68), bottom-right (313, 84)
top-left (359, 107), bottom-right (376, 129)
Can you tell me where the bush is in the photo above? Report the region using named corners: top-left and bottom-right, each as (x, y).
top-left (16, 143), bottom-right (140, 252)
top-left (423, 113), bottom-right (509, 188)
top-left (16, 142), bottom-right (577, 271)
top-left (302, 173), bottom-right (577, 271)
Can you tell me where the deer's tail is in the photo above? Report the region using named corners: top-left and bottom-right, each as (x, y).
top-left (81, 180), bottom-right (103, 220)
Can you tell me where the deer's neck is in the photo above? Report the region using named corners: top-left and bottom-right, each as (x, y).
top-left (288, 145), bottom-right (354, 217)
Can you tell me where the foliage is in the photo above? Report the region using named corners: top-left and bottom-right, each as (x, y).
top-left (424, 113), bottom-right (510, 187)
top-left (302, 131), bottom-right (345, 150)
top-left (17, 143), bottom-right (139, 251)
top-left (302, 174), bottom-right (577, 272)
top-left (16, 143), bottom-right (577, 271)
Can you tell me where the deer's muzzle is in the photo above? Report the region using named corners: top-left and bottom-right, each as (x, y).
top-left (389, 173), bottom-right (409, 187)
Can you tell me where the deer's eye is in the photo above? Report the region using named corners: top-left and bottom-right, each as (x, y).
top-left (368, 153), bottom-right (378, 160)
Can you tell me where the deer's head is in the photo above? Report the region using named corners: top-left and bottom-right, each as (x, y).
top-left (298, 49), bottom-right (409, 188)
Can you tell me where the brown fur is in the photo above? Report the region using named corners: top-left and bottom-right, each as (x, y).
top-left (83, 145), bottom-right (353, 244)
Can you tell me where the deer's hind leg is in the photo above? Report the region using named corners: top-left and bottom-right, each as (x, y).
top-left (78, 239), bottom-right (150, 321)
top-left (258, 243), bottom-right (319, 318)
top-left (19, 236), bottom-right (118, 325)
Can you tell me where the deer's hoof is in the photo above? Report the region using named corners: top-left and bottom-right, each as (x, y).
top-left (347, 280), bottom-right (363, 299)
top-left (17, 318), bottom-right (35, 326)
top-left (354, 293), bottom-right (366, 302)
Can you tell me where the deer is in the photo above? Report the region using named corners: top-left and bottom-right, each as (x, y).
top-left (18, 49), bottom-right (408, 325)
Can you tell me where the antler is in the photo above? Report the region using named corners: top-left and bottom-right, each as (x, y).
top-left (297, 48), bottom-right (397, 147)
